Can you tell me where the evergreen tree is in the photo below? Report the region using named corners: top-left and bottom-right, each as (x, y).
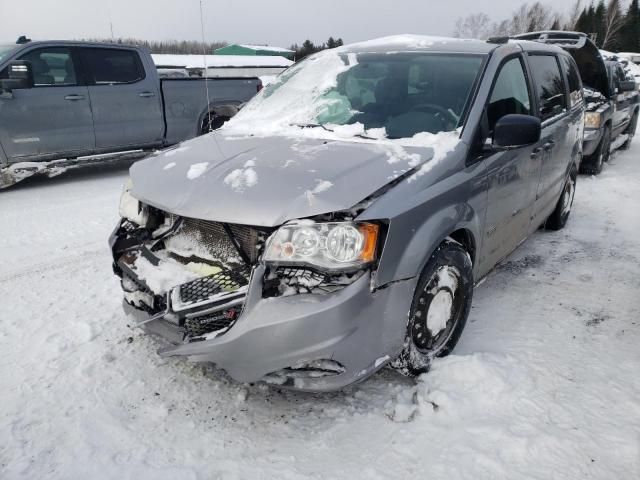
top-left (594, 0), bottom-right (607, 45)
top-left (621, 0), bottom-right (640, 51)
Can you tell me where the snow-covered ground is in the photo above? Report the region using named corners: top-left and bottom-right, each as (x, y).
top-left (1, 146), bottom-right (639, 479)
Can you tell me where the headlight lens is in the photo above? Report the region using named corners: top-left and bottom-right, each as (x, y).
top-left (584, 112), bottom-right (601, 129)
top-left (119, 178), bottom-right (149, 226)
top-left (264, 221), bottom-right (380, 270)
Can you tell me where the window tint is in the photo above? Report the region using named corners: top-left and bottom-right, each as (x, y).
top-left (19, 47), bottom-right (77, 86)
top-left (528, 55), bottom-right (567, 121)
top-left (561, 56), bottom-right (582, 107)
top-left (487, 57), bottom-right (532, 131)
top-left (81, 48), bottom-right (144, 84)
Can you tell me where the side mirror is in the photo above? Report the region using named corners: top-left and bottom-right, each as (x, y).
top-left (619, 80), bottom-right (637, 92)
top-left (493, 114), bottom-right (541, 149)
top-left (1, 60), bottom-right (34, 92)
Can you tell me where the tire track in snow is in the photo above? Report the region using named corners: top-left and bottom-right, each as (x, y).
top-left (0, 246), bottom-right (106, 284)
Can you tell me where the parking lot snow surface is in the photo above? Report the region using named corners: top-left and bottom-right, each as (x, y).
top-left (1, 149), bottom-right (639, 480)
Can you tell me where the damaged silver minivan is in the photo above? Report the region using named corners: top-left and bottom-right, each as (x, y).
top-left (110, 35), bottom-right (583, 391)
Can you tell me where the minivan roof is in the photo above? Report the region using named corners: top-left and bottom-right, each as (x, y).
top-left (341, 34), bottom-right (564, 56)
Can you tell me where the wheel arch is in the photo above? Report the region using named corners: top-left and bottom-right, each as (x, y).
top-left (197, 101), bottom-right (242, 134)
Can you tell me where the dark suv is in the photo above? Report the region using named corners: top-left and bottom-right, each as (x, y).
top-left (110, 35), bottom-right (583, 391)
top-left (514, 31), bottom-right (639, 174)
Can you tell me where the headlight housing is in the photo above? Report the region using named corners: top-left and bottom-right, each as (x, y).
top-left (119, 179), bottom-right (150, 227)
top-left (584, 112), bottom-right (601, 129)
top-left (264, 221), bottom-right (380, 270)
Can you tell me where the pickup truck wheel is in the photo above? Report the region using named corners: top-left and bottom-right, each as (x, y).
top-left (545, 166), bottom-right (577, 231)
top-left (620, 111), bottom-right (638, 150)
top-left (200, 113), bottom-right (230, 135)
top-left (581, 126), bottom-right (610, 175)
top-left (391, 240), bottom-right (473, 377)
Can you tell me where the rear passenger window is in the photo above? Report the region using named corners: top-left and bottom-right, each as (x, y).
top-left (487, 57), bottom-right (532, 131)
top-left (19, 47), bottom-right (77, 86)
top-left (528, 55), bottom-right (567, 121)
top-left (81, 48), bottom-right (144, 85)
top-left (561, 56), bottom-right (583, 107)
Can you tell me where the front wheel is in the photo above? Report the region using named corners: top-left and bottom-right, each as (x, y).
top-left (620, 111), bottom-right (638, 150)
top-left (392, 240), bottom-right (474, 377)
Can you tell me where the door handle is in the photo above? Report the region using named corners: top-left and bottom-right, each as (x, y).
top-left (531, 147), bottom-right (543, 158)
top-left (543, 141), bottom-right (555, 151)
top-left (139, 91), bottom-right (155, 98)
top-left (64, 94), bottom-right (85, 101)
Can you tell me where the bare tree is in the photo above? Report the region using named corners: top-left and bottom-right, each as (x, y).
top-left (453, 2), bottom-right (558, 39)
top-left (453, 13), bottom-right (493, 39)
top-left (601, 0), bottom-right (625, 49)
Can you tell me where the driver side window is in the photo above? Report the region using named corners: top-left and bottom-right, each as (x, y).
top-left (488, 57), bottom-right (532, 132)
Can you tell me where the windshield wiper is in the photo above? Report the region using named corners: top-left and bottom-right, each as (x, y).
top-left (290, 123), bottom-right (334, 132)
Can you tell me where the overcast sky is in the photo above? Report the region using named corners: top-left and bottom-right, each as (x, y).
top-left (1, 0), bottom-right (576, 47)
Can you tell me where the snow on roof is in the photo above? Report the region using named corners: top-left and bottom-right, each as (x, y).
top-left (239, 44), bottom-right (294, 53)
top-left (151, 54), bottom-right (293, 69)
top-left (343, 34), bottom-right (495, 55)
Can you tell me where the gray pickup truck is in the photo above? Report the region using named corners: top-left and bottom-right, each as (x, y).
top-left (0, 39), bottom-right (261, 187)
top-left (514, 31), bottom-right (639, 175)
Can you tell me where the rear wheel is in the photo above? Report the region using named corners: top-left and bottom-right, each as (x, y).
top-left (392, 240), bottom-right (474, 376)
top-left (545, 166), bottom-right (577, 231)
top-left (581, 126), bottom-right (610, 175)
top-left (199, 112), bottom-right (230, 135)
top-left (620, 111), bottom-right (638, 150)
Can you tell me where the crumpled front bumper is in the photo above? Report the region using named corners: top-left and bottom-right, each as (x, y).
top-left (125, 267), bottom-right (415, 391)
top-left (115, 232), bottom-right (417, 391)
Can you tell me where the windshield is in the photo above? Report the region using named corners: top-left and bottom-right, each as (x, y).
top-left (0, 45), bottom-right (17, 62)
top-left (226, 51), bottom-right (485, 139)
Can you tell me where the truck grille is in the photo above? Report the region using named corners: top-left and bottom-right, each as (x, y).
top-left (179, 218), bottom-right (261, 264)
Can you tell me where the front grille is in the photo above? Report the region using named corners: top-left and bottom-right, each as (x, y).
top-left (179, 218), bottom-right (261, 263)
top-left (178, 268), bottom-right (250, 307)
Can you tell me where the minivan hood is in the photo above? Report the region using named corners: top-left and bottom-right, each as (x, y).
top-left (130, 132), bottom-right (446, 227)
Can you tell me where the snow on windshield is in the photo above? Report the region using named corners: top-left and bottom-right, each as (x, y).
top-left (224, 40), bottom-right (484, 145)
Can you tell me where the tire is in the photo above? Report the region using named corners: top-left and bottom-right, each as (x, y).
top-left (392, 240), bottom-right (474, 377)
top-left (620, 111), bottom-right (638, 150)
top-left (545, 166), bottom-right (577, 231)
top-left (580, 126), bottom-right (610, 175)
top-left (199, 112), bottom-right (230, 135)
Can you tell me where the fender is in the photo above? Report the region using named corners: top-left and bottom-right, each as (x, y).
top-left (358, 143), bottom-right (487, 287)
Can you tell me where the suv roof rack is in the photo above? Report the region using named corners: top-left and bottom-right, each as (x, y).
top-left (512, 31), bottom-right (588, 49)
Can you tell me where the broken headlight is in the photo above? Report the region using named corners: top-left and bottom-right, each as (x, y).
top-left (584, 112), bottom-right (601, 129)
top-left (263, 221), bottom-right (379, 270)
top-left (119, 178), bottom-right (150, 227)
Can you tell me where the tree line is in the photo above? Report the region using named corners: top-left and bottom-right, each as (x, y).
top-left (81, 36), bottom-right (347, 59)
top-left (81, 38), bottom-right (228, 54)
top-left (454, 0), bottom-right (640, 51)
top-left (288, 37), bottom-right (345, 60)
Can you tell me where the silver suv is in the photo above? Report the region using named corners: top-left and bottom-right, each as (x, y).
top-left (110, 35), bottom-right (583, 391)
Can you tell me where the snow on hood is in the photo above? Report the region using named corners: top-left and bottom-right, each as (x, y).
top-left (130, 130), bottom-right (460, 227)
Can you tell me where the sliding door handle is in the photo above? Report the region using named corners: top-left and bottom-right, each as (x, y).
top-left (139, 91), bottom-right (155, 98)
top-left (64, 94), bottom-right (85, 101)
